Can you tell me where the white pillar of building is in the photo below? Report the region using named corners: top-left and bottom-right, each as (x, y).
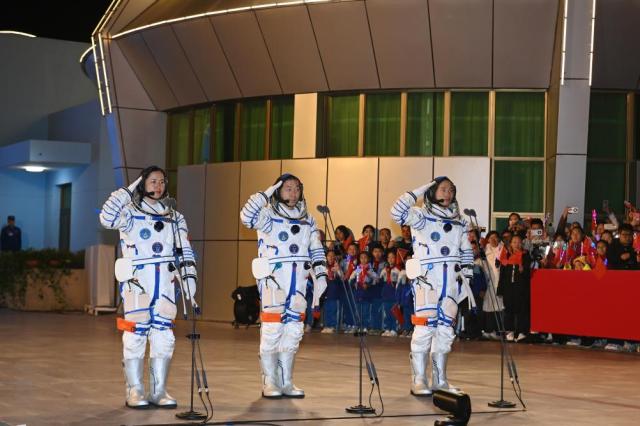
top-left (552, 0), bottom-right (595, 225)
top-left (292, 93), bottom-right (318, 159)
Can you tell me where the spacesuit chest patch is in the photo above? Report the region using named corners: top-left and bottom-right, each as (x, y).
top-left (289, 244), bottom-right (299, 254)
top-left (278, 231), bottom-right (289, 242)
top-left (430, 232), bottom-right (441, 242)
top-left (440, 246), bottom-right (450, 256)
top-left (152, 242), bottom-right (163, 253)
top-left (140, 228), bottom-right (151, 240)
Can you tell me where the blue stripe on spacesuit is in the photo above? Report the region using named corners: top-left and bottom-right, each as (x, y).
top-left (281, 262), bottom-right (299, 324)
top-left (440, 263), bottom-right (448, 301)
top-left (150, 265), bottom-right (160, 308)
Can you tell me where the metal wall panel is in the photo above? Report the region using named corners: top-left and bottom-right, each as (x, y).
top-left (493, 0), bottom-right (558, 88)
top-left (109, 40), bottom-right (156, 110)
top-left (210, 13), bottom-right (282, 98)
top-left (327, 157), bottom-right (378, 240)
top-left (592, 0), bottom-right (640, 89)
top-left (118, 108), bottom-right (167, 168)
top-left (308, 1), bottom-right (379, 91)
top-left (366, 0), bottom-right (435, 88)
top-left (177, 164), bottom-right (206, 241)
top-left (202, 241), bottom-right (238, 321)
top-left (429, 0), bottom-right (492, 88)
top-left (237, 160), bottom-right (282, 240)
top-left (204, 162), bottom-right (240, 241)
top-left (116, 34), bottom-right (178, 110)
top-left (172, 18), bottom-right (242, 101)
top-left (434, 157), bottom-right (491, 230)
top-left (281, 159), bottom-right (328, 233)
top-left (256, 6), bottom-right (328, 94)
top-left (377, 157), bottom-right (434, 237)
top-left (237, 241), bottom-right (259, 292)
top-left (142, 26), bottom-right (207, 106)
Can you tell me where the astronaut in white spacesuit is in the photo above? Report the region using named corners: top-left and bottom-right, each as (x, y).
top-left (240, 174), bottom-right (327, 399)
top-left (100, 166), bottom-right (197, 409)
top-left (391, 176), bottom-right (474, 396)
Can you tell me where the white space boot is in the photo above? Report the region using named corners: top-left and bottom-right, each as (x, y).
top-left (279, 351), bottom-right (305, 398)
top-left (149, 357), bottom-right (177, 408)
top-left (431, 352), bottom-right (459, 393)
top-left (123, 358), bottom-right (149, 409)
top-left (260, 352), bottom-right (283, 398)
top-left (410, 352), bottom-right (432, 396)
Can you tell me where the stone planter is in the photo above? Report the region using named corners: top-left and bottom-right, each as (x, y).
top-left (3, 269), bottom-right (88, 311)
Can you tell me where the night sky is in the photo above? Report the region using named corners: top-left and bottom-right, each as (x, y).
top-left (1, 1), bottom-right (112, 42)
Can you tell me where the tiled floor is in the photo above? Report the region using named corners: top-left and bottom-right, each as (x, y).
top-left (0, 309), bottom-right (638, 426)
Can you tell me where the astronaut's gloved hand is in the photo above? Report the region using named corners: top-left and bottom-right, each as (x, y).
top-left (180, 262), bottom-right (197, 301)
top-left (462, 265), bottom-right (474, 280)
top-left (263, 180), bottom-right (283, 198)
top-left (193, 303), bottom-right (201, 316)
top-left (411, 181), bottom-right (436, 198)
top-left (127, 176), bottom-right (142, 193)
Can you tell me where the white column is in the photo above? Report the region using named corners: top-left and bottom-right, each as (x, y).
top-left (552, 0), bottom-right (595, 225)
top-left (292, 93), bottom-right (318, 159)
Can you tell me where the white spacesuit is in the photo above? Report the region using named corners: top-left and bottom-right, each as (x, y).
top-left (240, 174), bottom-right (327, 399)
top-left (391, 176), bottom-right (474, 395)
top-left (100, 166), bottom-right (197, 409)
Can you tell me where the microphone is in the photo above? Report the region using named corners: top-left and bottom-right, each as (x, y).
top-left (164, 197), bottom-right (177, 211)
top-left (316, 205), bottom-right (330, 214)
top-left (463, 208), bottom-right (477, 217)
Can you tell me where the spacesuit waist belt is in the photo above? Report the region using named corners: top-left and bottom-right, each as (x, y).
top-left (420, 257), bottom-right (460, 266)
top-left (131, 255), bottom-right (175, 266)
top-left (267, 256), bottom-right (310, 265)
top-left (260, 312), bottom-right (306, 323)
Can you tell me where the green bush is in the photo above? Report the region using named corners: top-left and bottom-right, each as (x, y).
top-left (0, 249), bottom-right (85, 308)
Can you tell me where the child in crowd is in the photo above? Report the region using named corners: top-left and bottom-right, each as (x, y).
top-left (367, 244), bottom-right (386, 335)
top-left (349, 250), bottom-right (378, 333)
top-left (594, 240), bottom-right (608, 270)
top-left (358, 224), bottom-right (376, 253)
top-left (321, 250), bottom-right (344, 334)
top-left (340, 242), bottom-right (359, 333)
top-left (379, 250), bottom-right (405, 337)
top-left (571, 256), bottom-right (591, 271)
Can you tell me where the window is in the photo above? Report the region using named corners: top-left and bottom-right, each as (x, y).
top-left (406, 92), bottom-right (444, 156)
top-left (364, 93), bottom-right (401, 156)
top-left (450, 92), bottom-right (488, 156)
top-left (588, 92), bottom-right (626, 160)
top-left (585, 162), bottom-right (625, 214)
top-left (193, 107), bottom-right (211, 164)
top-left (326, 94), bottom-right (359, 156)
top-left (213, 102), bottom-right (236, 163)
top-left (240, 100), bottom-right (266, 161)
top-left (167, 111), bottom-right (191, 169)
top-left (495, 92), bottom-right (544, 157)
top-left (494, 160), bottom-right (544, 213)
top-left (270, 97), bottom-right (294, 159)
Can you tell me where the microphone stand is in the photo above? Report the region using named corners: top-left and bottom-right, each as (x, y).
top-left (162, 199), bottom-right (213, 422)
top-left (319, 206), bottom-right (379, 415)
top-left (464, 209), bottom-right (522, 409)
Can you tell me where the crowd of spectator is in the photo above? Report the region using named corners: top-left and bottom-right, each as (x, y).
top-left (307, 201), bottom-right (640, 353)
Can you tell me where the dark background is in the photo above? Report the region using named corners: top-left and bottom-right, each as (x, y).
top-left (1, 1), bottom-right (112, 42)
